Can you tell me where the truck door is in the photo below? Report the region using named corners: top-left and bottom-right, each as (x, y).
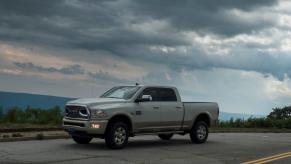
top-left (134, 87), bottom-right (161, 132)
top-left (159, 88), bottom-right (184, 131)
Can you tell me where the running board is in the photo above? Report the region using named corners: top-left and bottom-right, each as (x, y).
top-left (133, 131), bottom-right (186, 136)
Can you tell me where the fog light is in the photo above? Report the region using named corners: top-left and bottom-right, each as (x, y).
top-left (91, 123), bottom-right (100, 129)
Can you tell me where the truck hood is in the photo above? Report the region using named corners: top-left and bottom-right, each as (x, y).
top-left (67, 98), bottom-right (127, 107)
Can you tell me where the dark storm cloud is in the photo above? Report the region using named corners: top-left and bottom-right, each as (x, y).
top-left (0, 0), bottom-right (189, 49)
top-left (13, 62), bottom-right (85, 75)
top-left (1, 0), bottom-right (289, 80)
top-left (0, 0), bottom-right (121, 48)
top-left (128, 0), bottom-right (278, 36)
top-left (13, 61), bottom-right (131, 83)
top-left (0, 0), bottom-right (276, 50)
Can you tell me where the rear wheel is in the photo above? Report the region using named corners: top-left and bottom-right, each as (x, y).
top-left (158, 133), bottom-right (174, 140)
top-left (190, 121), bottom-right (208, 144)
top-left (105, 122), bottom-right (129, 149)
top-left (72, 136), bottom-right (92, 144)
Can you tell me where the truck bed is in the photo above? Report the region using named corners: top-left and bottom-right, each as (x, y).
top-left (182, 102), bottom-right (219, 128)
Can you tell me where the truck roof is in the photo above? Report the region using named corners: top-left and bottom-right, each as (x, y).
top-left (121, 84), bottom-right (177, 89)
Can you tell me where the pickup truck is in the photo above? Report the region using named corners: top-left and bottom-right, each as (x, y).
top-left (63, 85), bottom-right (219, 149)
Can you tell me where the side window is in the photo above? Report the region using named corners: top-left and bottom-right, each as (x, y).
top-left (159, 88), bottom-right (177, 102)
top-left (140, 88), bottom-right (159, 101)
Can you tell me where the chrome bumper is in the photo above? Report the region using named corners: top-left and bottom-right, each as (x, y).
top-left (62, 118), bottom-right (108, 135)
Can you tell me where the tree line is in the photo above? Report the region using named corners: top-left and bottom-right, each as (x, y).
top-left (0, 105), bottom-right (290, 129)
top-left (0, 106), bottom-right (62, 125)
top-left (220, 106), bottom-right (291, 129)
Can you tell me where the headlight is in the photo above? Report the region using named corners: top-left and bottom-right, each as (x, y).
top-left (91, 109), bottom-right (108, 119)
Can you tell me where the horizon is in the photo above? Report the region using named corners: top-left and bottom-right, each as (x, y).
top-left (1, 0), bottom-right (291, 115)
top-left (0, 90), bottom-right (270, 116)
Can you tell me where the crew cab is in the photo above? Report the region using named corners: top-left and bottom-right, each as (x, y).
top-left (63, 85), bottom-right (219, 149)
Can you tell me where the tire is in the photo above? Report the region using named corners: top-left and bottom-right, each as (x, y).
top-left (190, 121), bottom-right (208, 144)
top-left (158, 133), bottom-right (174, 140)
top-left (72, 135), bottom-right (92, 144)
top-left (105, 122), bottom-right (129, 149)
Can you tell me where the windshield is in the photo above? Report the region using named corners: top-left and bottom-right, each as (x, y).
top-left (100, 86), bottom-right (141, 100)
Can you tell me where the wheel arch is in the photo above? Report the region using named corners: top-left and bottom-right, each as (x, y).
top-left (106, 113), bottom-right (134, 135)
top-left (192, 113), bottom-right (211, 128)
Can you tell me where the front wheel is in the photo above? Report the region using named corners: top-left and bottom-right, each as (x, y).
top-left (158, 133), bottom-right (174, 140)
top-left (72, 136), bottom-right (92, 144)
top-left (190, 121), bottom-right (208, 144)
top-left (105, 122), bottom-right (129, 149)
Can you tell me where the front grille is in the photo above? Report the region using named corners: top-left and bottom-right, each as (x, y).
top-left (65, 105), bottom-right (90, 120)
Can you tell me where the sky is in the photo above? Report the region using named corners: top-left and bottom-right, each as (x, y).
top-left (0, 0), bottom-right (291, 115)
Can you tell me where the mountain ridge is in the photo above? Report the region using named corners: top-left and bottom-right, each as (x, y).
top-left (0, 91), bottom-right (74, 111)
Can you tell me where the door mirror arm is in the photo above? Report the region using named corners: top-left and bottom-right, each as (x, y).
top-left (135, 95), bottom-right (152, 102)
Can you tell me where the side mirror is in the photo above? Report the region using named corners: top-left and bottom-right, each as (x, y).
top-left (135, 95), bottom-right (152, 102)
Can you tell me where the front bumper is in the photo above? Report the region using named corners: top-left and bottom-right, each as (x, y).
top-left (62, 118), bottom-right (108, 136)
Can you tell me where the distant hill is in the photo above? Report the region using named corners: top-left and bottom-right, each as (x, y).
top-left (0, 91), bottom-right (263, 120)
top-left (0, 91), bottom-right (74, 111)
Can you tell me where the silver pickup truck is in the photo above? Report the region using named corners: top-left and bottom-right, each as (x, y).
top-left (63, 85), bottom-right (219, 149)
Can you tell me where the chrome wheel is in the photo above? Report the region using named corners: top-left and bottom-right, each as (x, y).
top-left (190, 121), bottom-right (208, 144)
top-left (196, 125), bottom-right (207, 140)
top-left (105, 122), bottom-right (129, 149)
top-left (114, 127), bottom-right (126, 145)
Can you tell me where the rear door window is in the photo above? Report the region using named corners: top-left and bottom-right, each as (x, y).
top-left (159, 88), bottom-right (177, 102)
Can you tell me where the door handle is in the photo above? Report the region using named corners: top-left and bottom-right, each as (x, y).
top-left (176, 106), bottom-right (182, 109)
top-left (153, 106), bottom-right (160, 109)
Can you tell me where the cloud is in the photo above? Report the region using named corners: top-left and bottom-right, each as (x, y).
top-left (140, 68), bottom-right (291, 115)
top-left (88, 71), bottom-right (132, 84)
top-left (1, 0), bottom-right (291, 114)
top-left (127, 0), bottom-right (278, 36)
top-left (0, 69), bottom-right (22, 75)
top-left (13, 61), bottom-right (132, 84)
top-left (13, 62), bottom-right (85, 75)
top-left (1, 0), bottom-right (289, 81)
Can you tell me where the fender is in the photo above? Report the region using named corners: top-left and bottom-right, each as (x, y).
top-left (190, 112), bottom-right (212, 128)
top-left (107, 112), bottom-right (135, 134)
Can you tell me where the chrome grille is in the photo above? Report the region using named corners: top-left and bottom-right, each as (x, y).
top-left (65, 105), bottom-right (90, 120)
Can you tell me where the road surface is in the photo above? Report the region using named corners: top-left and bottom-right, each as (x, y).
top-left (0, 133), bottom-right (291, 164)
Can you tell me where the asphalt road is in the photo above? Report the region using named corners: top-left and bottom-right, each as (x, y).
top-left (0, 133), bottom-right (291, 164)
